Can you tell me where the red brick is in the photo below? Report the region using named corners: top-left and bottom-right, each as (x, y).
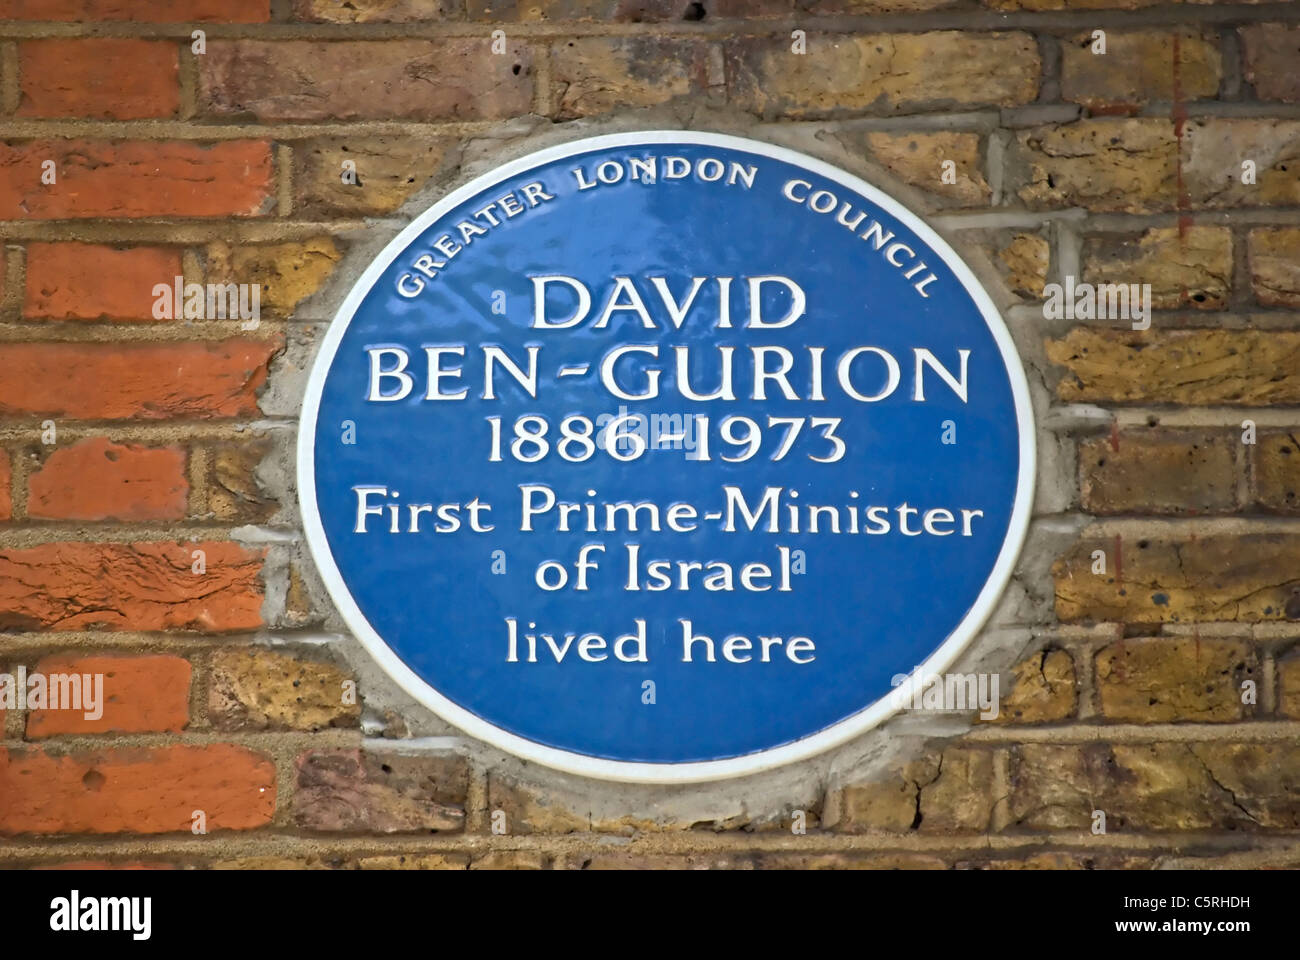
top-left (28, 438), bottom-right (188, 521)
top-left (18, 40), bottom-right (178, 119)
top-left (0, 338), bottom-right (280, 421)
top-left (198, 40), bottom-right (534, 121)
top-left (0, 452), bottom-right (9, 521)
top-left (2, 0), bottom-right (269, 20)
top-left (0, 140), bottom-right (273, 219)
top-left (0, 541), bottom-right (264, 632)
top-left (0, 744), bottom-right (274, 835)
top-left (25, 243), bottom-right (182, 321)
top-left (26, 653), bottom-right (191, 737)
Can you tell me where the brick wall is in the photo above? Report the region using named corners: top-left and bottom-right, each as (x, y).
top-left (0, 0), bottom-right (1298, 870)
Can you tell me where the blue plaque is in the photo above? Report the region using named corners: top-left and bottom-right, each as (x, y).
top-left (299, 132), bottom-right (1035, 782)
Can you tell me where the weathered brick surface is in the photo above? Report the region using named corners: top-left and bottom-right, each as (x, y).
top-left (1016, 119), bottom-right (1177, 212)
top-left (1081, 226), bottom-right (1232, 309)
top-left (787, 0), bottom-right (961, 10)
top-left (0, 453), bottom-right (11, 522)
top-left (957, 852), bottom-right (1155, 870)
top-left (24, 243), bottom-right (182, 321)
top-left (470, 851), bottom-right (548, 870)
top-left (1009, 743), bottom-right (1300, 831)
top-left (990, 0), bottom-right (1280, 7)
top-left (553, 38), bottom-right (722, 119)
top-left (0, 744), bottom-right (274, 835)
top-left (1256, 433), bottom-right (1300, 514)
top-left (1022, 117), bottom-right (1300, 212)
top-left (998, 233), bottom-right (1050, 297)
top-left (0, 141), bottom-right (273, 219)
top-left (293, 749), bottom-right (468, 833)
top-left (1047, 330), bottom-right (1300, 406)
top-left (836, 748), bottom-right (996, 832)
top-left (487, 777), bottom-right (592, 834)
top-left (283, 564), bottom-right (316, 625)
top-left (207, 437), bottom-right (275, 522)
top-left (26, 653), bottom-right (192, 736)
top-left (467, 0), bottom-right (706, 18)
top-left (756, 852), bottom-right (948, 870)
top-left (1054, 534), bottom-right (1300, 623)
top-left (485, 776), bottom-right (743, 834)
top-left (27, 438), bottom-right (189, 521)
top-left (1248, 228), bottom-right (1300, 307)
top-left (1079, 430), bottom-right (1237, 515)
top-left (0, 541), bottom-right (264, 632)
top-left (208, 648), bottom-right (359, 731)
top-left (1275, 649), bottom-right (1300, 719)
top-left (33, 861), bottom-right (176, 870)
top-left (208, 856), bottom-right (334, 870)
top-left (577, 853), bottom-right (759, 870)
top-left (988, 649), bottom-right (1076, 723)
top-left (292, 137), bottom-right (452, 217)
top-left (203, 239), bottom-right (340, 318)
top-left (5, 0), bottom-right (269, 19)
top-left (1095, 637), bottom-right (1255, 722)
top-left (987, 0), bottom-right (1170, 7)
top-left (0, 339), bottom-right (281, 420)
top-left (1060, 30), bottom-right (1220, 110)
top-left (18, 39), bottom-right (178, 119)
top-left (848, 130), bottom-right (990, 207)
top-left (207, 851), bottom-right (478, 869)
top-left (726, 32), bottom-right (1040, 117)
top-left (1183, 120), bottom-right (1300, 209)
top-left (352, 853), bottom-right (470, 869)
top-left (1240, 24), bottom-right (1300, 103)
top-left (295, 0), bottom-right (457, 20)
top-left (199, 41), bottom-right (534, 121)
